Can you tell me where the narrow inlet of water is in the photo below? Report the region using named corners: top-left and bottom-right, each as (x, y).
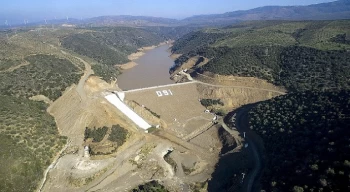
top-left (117, 45), bottom-right (175, 90)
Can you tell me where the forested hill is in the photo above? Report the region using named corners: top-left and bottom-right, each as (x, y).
top-left (248, 90), bottom-right (350, 192)
top-left (182, 0), bottom-right (350, 24)
top-left (61, 27), bottom-right (165, 66)
top-left (171, 20), bottom-right (350, 92)
top-left (61, 26), bottom-right (193, 81)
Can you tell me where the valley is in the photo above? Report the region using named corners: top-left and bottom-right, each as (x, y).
top-left (117, 44), bottom-right (175, 90)
top-left (0, 1), bottom-right (349, 192)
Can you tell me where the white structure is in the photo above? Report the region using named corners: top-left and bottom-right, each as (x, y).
top-left (84, 146), bottom-right (90, 158)
top-left (105, 94), bottom-right (152, 130)
top-left (115, 91), bottom-right (125, 101)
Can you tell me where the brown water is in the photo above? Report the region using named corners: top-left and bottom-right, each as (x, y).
top-left (117, 45), bottom-right (175, 90)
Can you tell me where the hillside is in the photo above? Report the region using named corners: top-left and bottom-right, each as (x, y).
top-left (248, 90), bottom-right (350, 192)
top-left (61, 27), bottom-right (165, 66)
top-left (0, 28), bottom-right (84, 191)
top-left (171, 20), bottom-right (350, 91)
top-left (0, 55), bottom-right (81, 100)
top-left (60, 26), bottom-right (196, 81)
top-left (60, 27), bottom-right (166, 79)
top-left (182, 0), bottom-right (350, 24)
top-left (0, 25), bottom-right (175, 191)
top-left (85, 15), bottom-right (178, 27)
top-left (0, 95), bottom-right (67, 192)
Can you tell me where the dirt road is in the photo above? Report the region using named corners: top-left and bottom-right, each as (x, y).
top-left (196, 81), bottom-right (286, 95)
top-left (74, 56), bottom-right (94, 101)
top-left (179, 71), bottom-right (286, 95)
top-left (38, 140), bottom-right (70, 192)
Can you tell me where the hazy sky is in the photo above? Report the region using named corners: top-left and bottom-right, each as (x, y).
top-left (1, 0), bottom-right (336, 24)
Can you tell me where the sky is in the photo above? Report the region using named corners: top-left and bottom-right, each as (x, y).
top-left (0, 0), bottom-right (336, 25)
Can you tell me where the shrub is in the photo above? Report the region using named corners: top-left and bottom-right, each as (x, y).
top-left (84, 126), bottom-right (108, 142)
top-left (108, 125), bottom-right (128, 146)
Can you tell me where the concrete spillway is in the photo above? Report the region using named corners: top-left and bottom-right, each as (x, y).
top-left (105, 94), bottom-right (151, 130)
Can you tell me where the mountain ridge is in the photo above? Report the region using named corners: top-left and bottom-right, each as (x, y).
top-left (183, 0), bottom-right (350, 23)
top-left (1, 0), bottom-right (349, 28)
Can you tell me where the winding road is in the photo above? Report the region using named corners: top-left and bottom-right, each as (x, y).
top-left (196, 81), bottom-right (286, 95)
top-left (75, 56), bottom-right (94, 101)
top-left (178, 70), bottom-right (286, 95)
top-left (38, 140), bottom-right (71, 192)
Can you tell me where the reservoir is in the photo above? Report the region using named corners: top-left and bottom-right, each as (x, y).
top-left (117, 45), bottom-right (175, 90)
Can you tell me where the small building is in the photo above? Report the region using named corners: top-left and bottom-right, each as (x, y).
top-left (84, 146), bottom-right (90, 158)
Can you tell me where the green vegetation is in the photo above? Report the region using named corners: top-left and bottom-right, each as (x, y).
top-left (62, 32), bottom-right (129, 65)
top-left (91, 64), bottom-right (120, 82)
top-left (331, 33), bottom-right (350, 45)
top-left (278, 46), bottom-right (350, 91)
top-left (0, 54), bottom-right (81, 100)
top-left (84, 126), bottom-right (108, 142)
top-left (200, 99), bottom-right (224, 107)
top-left (172, 20), bottom-right (350, 91)
top-left (0, 59), bottom-right (21, 71)
top-left (131, 180), bottom-right (169, 192)
top-left (0, 95), bottom-right (67, 192)
top-left (171, 30), bottom-right (229, 54)
top-left (147, 126), bottom-right (158, 133)
top-left (61, 26), bottom-right (189, 82)
top-left (61, 27), bottom-right (166, 66)
top-left (85, 125), bottom-right (129, 155)
top-left (0, 29), bottom-right (84, 192)
top-left (194, 46), bottom-right (281, 82)
top-left (144, 26), bottom-right (200, 40)
top-left (108, 124), bottom-right (128, 146)
top-left (249, 90), bottom-right (350, 192)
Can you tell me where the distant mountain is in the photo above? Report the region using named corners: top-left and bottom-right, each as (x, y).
top-left (84, 15), bottom-right (179, 27)
top-left (182, 0), bottom-right (350, 24)
top-left (2, 0), bottom-right (349, 29)
top-left (84, 1), bottom-right (350, 27)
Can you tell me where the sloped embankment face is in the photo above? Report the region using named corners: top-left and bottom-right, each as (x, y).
top-left (125, 100), bottom-right (168, 128)
top-left (197, 83), bottom-right (283, 110)
top-left (47, 84), bottom-right (137, 148)
top-left (43, 80), bottom-right (144, 191)
top-left (47, 85), bottom-right (87, 146)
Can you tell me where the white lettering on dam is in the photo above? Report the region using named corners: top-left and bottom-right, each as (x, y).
top-left (156, 89), bottom-right (173, 97)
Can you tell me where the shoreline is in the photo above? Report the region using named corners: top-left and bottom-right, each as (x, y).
top-left (116, 41), bottom-right (172, 70)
